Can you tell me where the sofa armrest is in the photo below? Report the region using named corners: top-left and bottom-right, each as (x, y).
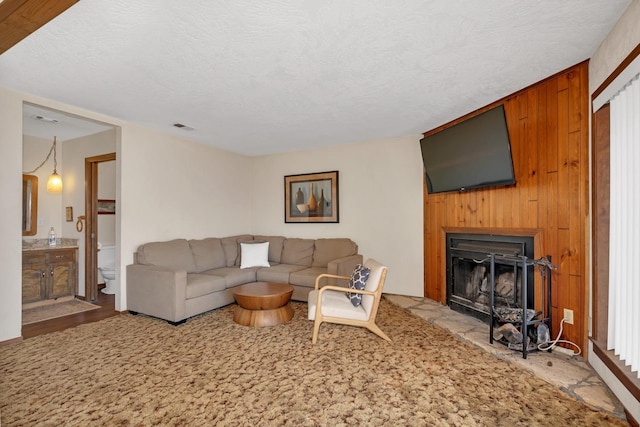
top-left (314, 273), bottom-right (350, 290)
top-left (326, 254), bottom-right (363, 286)
top-left (126, 264), bottom-right (187, 322)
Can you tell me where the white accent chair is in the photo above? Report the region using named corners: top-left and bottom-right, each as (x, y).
top-left (308, 258), bottom-right (390, 344)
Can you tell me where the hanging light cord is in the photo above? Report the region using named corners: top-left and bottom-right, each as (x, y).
top-left (23, 137), bottom-right (57, 175)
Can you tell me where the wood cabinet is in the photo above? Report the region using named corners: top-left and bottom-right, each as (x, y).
top-left (22, 248), bottom-right (77, 304)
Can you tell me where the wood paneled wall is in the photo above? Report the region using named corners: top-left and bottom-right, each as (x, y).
top-left (423, 61), bottom-right (590, 353)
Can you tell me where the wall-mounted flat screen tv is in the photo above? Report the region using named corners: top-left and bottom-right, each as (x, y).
top-left (420, 104), bottom-right (516, 194)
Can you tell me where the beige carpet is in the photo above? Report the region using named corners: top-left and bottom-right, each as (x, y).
top-left (0, 300), bottom-right (626, 426)
top-left (22, 299), bottom-right (100, 325)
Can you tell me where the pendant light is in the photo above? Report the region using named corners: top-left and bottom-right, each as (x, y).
top-left (46, 136), bottom-right (62, 193)
top-left (24, 136), bottom-right (63, 194)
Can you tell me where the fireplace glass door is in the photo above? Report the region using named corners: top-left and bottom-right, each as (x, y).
top-left (446, 233), bottom-right (534, 322)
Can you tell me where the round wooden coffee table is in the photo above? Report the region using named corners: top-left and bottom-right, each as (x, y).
top-left (232, 282), bottom-right (294, 327)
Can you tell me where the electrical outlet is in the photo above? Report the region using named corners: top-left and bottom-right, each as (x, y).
top-left (563, 308), bottom-right (574, 325)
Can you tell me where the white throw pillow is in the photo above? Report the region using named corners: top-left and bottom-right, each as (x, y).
top-left (240, 242), bottom-right (270, 269)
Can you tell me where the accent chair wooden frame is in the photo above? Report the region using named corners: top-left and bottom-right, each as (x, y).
top-left (308, 259), bottom-right (390, 344)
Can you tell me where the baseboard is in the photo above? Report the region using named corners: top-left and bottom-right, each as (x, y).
top-left (624, 408), bottom-right (638, 427)
top-left (0, 336), bottom-right (23, 347)
top-left (592, 339), bottom-right (640, 401)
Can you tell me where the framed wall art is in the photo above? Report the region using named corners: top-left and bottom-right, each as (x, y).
top-left (285, 171), bottom-right (338, 223)
top-left (97, 199), bottom-right (116, 215)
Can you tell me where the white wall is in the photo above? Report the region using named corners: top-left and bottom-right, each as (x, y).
top-left (588, 0), bottom-right (640, 422)
top-left (251, 135), bottom-right (425, 297)
top-left (0, 88), bottom-right (24, 343)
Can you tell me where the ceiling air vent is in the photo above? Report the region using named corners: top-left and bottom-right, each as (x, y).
top-left (173, 123), bottom-right (194, 131)
top-left (31, 115), bottom-right (59, 123)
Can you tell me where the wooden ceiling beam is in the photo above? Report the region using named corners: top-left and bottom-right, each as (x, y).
top-left (0, 0), bottom-right (78, 55)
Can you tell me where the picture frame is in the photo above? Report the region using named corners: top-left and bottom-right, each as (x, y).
top-left (97, 199), bottom-right (115, 215)
top-left (285, 171), bottom-right (339, 223)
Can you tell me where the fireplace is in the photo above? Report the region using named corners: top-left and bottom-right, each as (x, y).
top-left (446, 233), bottom-right (534, 322)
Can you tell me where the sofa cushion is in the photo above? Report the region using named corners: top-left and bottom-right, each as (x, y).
top-left (136, 239), bottom-right (197, 273)
top-left (280, 238), bottom-right (315, 267)
top-left (308, 289), bottom-right (368, 321)
top-left (312, 238), bottom-right (358, 268)
top-left (236, 236), bottom-right (258, 266)
top-left (221, 235), bottom-right (253, 267)
top-left (186, 274), bottom-right (227, 299)
top-left (256, 263), bottom-right (307, 284)
top-left (240, 242), bottom-right (270, 269)
top-left (189, 238), bottom-right (227, 273)
top-left (202, 266), bottom-right (257, 287)
top-left (253, 235), bottom-right (285, 263)
top-left (289, 267), bottom-right (327, 288)
top-left (346, 264), bottom-right (370, 307)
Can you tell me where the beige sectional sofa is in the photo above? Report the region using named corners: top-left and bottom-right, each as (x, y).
top-left (126, 234), bottom-right (362, 324)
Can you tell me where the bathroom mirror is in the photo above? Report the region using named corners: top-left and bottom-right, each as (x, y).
top-left (22, 174), bottom-right (38, 236)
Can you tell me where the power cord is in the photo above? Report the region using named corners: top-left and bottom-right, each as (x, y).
top-left (537, 318), bottom-right (582, 356)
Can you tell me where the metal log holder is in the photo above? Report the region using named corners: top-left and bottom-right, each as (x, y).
top-left (488, 254), bottom-right (554, 359)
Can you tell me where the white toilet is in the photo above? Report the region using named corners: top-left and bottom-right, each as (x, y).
top-left (98, 244), bottom-right (116, 295)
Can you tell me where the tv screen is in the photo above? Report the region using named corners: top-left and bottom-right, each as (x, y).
top-left (420, 104), bottom-right (515, 194)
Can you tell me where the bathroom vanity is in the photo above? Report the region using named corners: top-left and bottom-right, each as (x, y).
top-left (22, 242), bottom-right (78, 306)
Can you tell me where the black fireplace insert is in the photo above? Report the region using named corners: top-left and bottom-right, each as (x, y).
top-left (446, 233), bottom-right (534, 322)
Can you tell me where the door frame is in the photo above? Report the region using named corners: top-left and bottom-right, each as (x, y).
top-left (84, 153), bottom-right (116, 301)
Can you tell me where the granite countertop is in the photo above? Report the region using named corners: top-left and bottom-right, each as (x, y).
top-left (22, 238), bottom-right (79, 251)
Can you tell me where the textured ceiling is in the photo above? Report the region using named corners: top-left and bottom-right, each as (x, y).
top-left (1, 0), bottom-right (631, 155)
top-left (22, 103), bottom-right (113, 141)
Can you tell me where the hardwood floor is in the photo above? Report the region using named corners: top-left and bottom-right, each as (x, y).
top-left (22, 291), bottom-right (120, 339)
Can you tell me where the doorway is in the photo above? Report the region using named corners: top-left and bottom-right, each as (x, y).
top-left (22, 103), bottom-right (118, 306)
top-left (85, 153), bottom-right (116, 302)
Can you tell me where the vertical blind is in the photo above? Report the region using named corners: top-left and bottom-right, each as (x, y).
top-left (608, 73), bottom-right (640, 379)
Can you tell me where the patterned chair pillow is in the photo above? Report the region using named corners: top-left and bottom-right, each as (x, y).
top-left (346, 264), bottom-right (371, 307)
